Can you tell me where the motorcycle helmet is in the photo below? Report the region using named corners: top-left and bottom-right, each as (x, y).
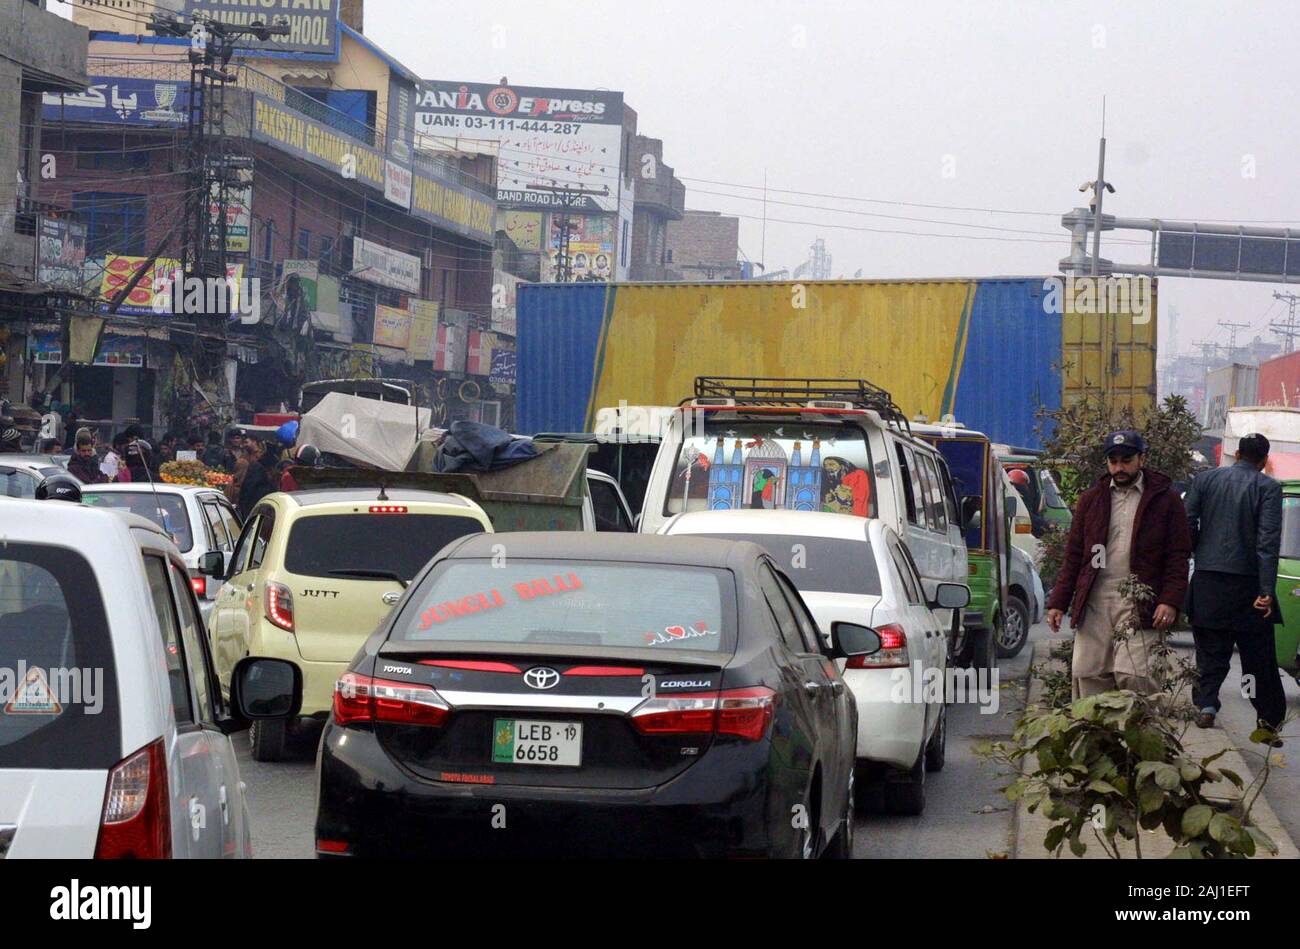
top-left (36, 473), bottom-right (83, 503)
top-left (1007, 468), bottom-right (1031, 487)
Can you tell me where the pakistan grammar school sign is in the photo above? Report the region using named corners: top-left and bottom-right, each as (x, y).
top-left (182, 0), bottom-right (340, 57)
top-left (251, 96), bottom-right (495, 244)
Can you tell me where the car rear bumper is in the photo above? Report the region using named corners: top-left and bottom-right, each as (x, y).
top-left (295, 657), bottom-right (349, 716)
top-left (843, 668), bottom-right (927, 769)
top-left (314, 722), bottom-right (778, 858)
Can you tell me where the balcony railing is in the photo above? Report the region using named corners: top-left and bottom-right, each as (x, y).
top-left (81, 56), bottom-right (495, 198)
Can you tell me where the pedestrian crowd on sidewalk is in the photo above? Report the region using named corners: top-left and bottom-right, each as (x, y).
top-left (1047, 428), bottom-right (1288, 746)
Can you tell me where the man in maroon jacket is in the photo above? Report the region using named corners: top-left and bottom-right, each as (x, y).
top-left (1046, 430), bottom-right (1192, 698)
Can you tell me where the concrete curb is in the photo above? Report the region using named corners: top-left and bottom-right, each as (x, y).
top-left (1010, 640), bottom-right (1299, 859)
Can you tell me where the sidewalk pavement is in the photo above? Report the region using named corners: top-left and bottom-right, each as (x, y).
top-left (1010, 640), bottom-right (1298, 859)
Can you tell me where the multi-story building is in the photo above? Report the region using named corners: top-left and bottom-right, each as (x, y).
top-left (665, 210), bottom-right (741, 281)
top-left (628, 134), bottom-right (685, 281)
top-left (35, 1), bottom-right (511, 432)
top-left (0, 0), bottom-right (88, 410)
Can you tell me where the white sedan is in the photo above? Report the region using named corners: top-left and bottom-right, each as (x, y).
top-left (660, 509), bottom-right (969, 816)
top-left (80, 483), bottom-right (242, 622)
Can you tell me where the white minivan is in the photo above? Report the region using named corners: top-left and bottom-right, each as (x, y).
top-left (0, 499), bottom-right (300, 858)
top-left (638, 378), bottom-right (974, 660)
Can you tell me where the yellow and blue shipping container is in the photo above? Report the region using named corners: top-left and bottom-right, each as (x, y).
top-left (516, 278), bottom-right (1156, 448)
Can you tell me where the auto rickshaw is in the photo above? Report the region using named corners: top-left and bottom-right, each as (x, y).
top-left (1274, 481), bottom-right (1300, 679)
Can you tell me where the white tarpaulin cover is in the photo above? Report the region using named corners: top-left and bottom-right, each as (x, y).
top-left (297, 391), bottom-right (433, 470)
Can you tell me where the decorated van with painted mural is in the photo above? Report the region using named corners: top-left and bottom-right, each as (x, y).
top-left (641, 378), bottom-right (983, 671)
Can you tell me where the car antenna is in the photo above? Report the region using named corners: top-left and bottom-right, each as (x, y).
top-left (377, 481), bottom-right (389, 502)
top-left (136, 431), bottom-right (168, 533)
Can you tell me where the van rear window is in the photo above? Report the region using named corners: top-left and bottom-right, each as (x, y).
top-left (0, 544), bottom-right (120, 769)
top-left (665, 420), bottom-right (876, 519)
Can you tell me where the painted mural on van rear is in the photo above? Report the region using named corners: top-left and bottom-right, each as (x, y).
top-left (665, 419), bottom-right (875, 519)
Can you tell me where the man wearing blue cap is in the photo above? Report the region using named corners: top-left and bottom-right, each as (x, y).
top-left (1184, 433), bottom-right (1285, 742)
top-left (1047, 430), bottom-right (1192, 697)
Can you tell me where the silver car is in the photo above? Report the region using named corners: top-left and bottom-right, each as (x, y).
top-left (0, 454), bottom-right (74, 499)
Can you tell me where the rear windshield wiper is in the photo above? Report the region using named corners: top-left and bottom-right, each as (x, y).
top-left (327, 568), bottom-right (409, 588)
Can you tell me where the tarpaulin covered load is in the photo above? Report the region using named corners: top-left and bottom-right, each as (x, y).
top-left (295, 439), bottom-right (594, 532)
top-left (296, 391), bottom-right (432, 470)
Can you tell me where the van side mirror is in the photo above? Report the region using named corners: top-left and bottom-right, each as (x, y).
top-left (1006, 495), bottom-right (1019, 517)
top-left (930, 582), bottom-right (971, 610)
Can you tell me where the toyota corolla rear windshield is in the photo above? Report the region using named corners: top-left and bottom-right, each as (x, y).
top-left (285, 513), bottom-right (487, 582)
top-left (391, 560), bottom-right (736, 652)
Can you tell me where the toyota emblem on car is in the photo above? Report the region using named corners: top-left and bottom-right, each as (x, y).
top-left (523, 667), bottom-right (561, 690)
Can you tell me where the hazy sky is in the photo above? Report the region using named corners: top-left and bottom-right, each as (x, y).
top-left (59, 0), bottom-right (1300, 364)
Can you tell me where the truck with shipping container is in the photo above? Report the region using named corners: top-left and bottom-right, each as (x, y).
top-left (515, 277), bottom-right (1158, 450)
top-left (1202, 364), bottom-right (1260, 437)
top-left (1258, 350), bottom-right (1300, 410)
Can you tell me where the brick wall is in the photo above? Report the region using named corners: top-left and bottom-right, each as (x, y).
top-left (666, 210), bottom-right (740, 279)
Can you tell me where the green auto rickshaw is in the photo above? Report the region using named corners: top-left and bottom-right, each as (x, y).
top-left (1275, 482), bottom-right (1300, 678)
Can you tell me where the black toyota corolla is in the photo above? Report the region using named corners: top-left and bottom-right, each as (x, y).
top-left (314, 532), bottom-right (878, 858)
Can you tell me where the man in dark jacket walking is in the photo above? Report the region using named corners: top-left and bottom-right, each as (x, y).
top-left (1047, 430), bottom-right (1192, 697)
top-left (66, 429), bottom-right (107, 484)
top-left (1184, 433), bottom-right (1286, 736)
top-left (237, 440), bottom-right (275, 518)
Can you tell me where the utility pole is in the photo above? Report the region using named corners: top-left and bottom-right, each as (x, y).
top-left (1218, 320), bottom-right (1250, 361)
top-left (1271, 291), bottom-right (1300, 353)
top-left (1087, 99), bottom-right (1113, 277)
top-left (1193, 339), bottom-right (1221, 379)
top-left (148, 11), bottom-right (286, 421)
top-left (526, 181), bottom-right (608, 282)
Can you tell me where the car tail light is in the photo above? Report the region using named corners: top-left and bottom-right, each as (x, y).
top-left (631, 687), bottom-right (776, 741)
top-left (1015, 520), bottom-right (1033, 534)
top-left (94, 739), bottom-right (171, 859)
top-left (317, 839), bottom-right (350, 854)
top-left (265, 582), bottom-right (294, 631)
top-left (190, 575), bottom-right (207, 597)
top-left (631, 693), bottom-right (717, 735)
top-left (333, 672), bottom-right (450, 727)
top-left (369, 505), bottom-right (408, 514)
top-left (716, 687), bottom-right (777, 740)
top-left (846, 623), bottom-right (909, 669)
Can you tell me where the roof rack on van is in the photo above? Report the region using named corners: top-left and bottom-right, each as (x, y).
top-left (687, 376), bottom-right (912, 434)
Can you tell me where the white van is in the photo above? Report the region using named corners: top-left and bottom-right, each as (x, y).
top-left (639, 378), bottom-right (970, 654)
top-left (0, 499), bottom-right (300, 858)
